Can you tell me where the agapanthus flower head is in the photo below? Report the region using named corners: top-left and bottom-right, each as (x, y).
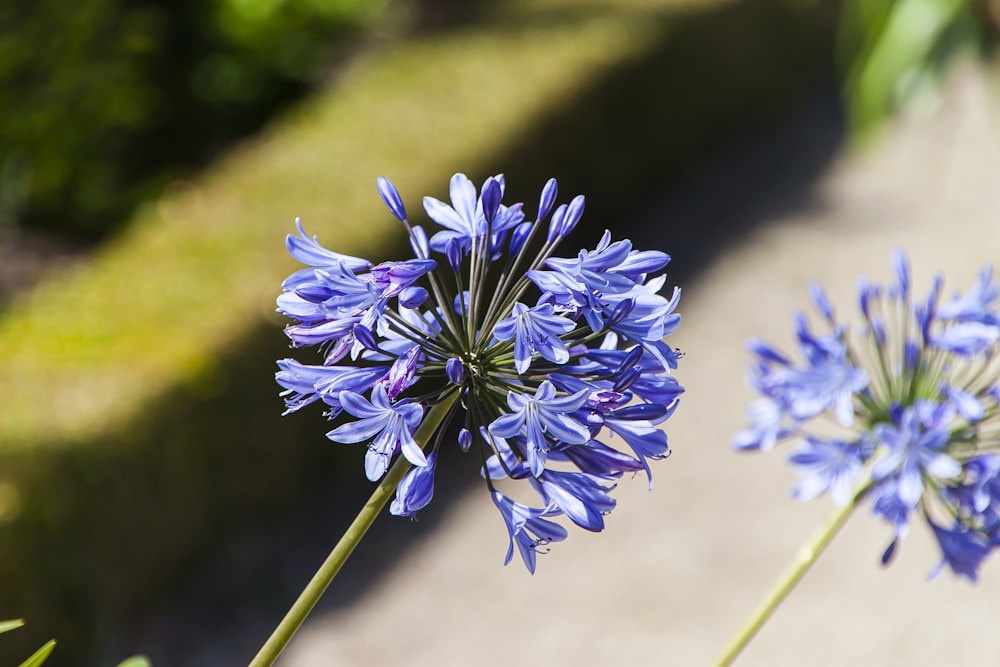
top-left (736, 251), bottom-right (1000, 580)
top-left (277, 173), bottom-right (684, 571)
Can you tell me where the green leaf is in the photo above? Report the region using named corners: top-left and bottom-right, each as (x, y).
top-left (18, 639), bottom-right (56, 667)
top-left (116, 657), bottom-right (152, 667)
top-left (841, 0), bottom-right (974, 138)
top-left (0, 619), bottom-right (25, 634)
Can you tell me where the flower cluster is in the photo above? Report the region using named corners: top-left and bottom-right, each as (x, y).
top-left (735, 251), bottom-right (1000, 580)
top-left (276, 173), bottom-right (683, 572)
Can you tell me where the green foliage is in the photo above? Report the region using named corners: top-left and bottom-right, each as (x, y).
top-left (0, 0), bottom-right (388, 237)
top-left (1, 620), bottom-right (150, 666)
top-left (18, 640), bottom-right (56, 667)
top-left (0, 620), bottom-right (55, 666)
top-left (0, 0), bottom-right (162, 232)
top-left (0, 620), bottom-right (26, 634)
top-left (838, 0), bottom-right (983, 139)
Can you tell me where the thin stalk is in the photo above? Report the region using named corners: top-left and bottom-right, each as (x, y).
top-left (712, 496), bottom-right (859, 667)
top-left (249, 393), bottom-right (458, 667)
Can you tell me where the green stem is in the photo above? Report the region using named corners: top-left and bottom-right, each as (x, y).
top-left (249, 393), bottom-right (458, 667)
top-left (712, 498), bottom-right (858, 667)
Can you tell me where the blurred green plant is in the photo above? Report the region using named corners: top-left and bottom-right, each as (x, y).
top-left (0, 619), bottom-right (55, 667)
top-left (0, 0), bottom-right (389, 238)
top-left (1, 619), bottom-right (152, 667)
top-left (837, 0), bottom-right (991, 139)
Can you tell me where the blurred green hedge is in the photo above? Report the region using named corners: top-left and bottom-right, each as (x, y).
top-left (0, 0), bottom-right (388, 237)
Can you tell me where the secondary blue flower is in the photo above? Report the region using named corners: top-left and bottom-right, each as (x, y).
top-left (871, 404), bottom-right (961, 506)
top-left (277, 173), bottom-right (684, 571)
top-left (733, 399), bottom-right (788, 452)
top-left (736, 250), bottom-right (1000, 580)
top-left (788, 436), bottom-right (867, 505)
top-left (930, 521), bottom-right (992, 581)
top-left (938, 265), bottom-right (999, 324)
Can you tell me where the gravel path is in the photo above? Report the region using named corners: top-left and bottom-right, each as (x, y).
top-left (275, 63), bottom-right (1000, 667)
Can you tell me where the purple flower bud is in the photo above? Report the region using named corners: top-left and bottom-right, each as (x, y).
top-left (353, 324), bottom-right (378, 351)
top-left (615, 346), bottom-right (644, 375)
top-left (915, 304), bottom-right (932, 343)
top-left (537, 178), bottom-right (558, 220)
top-left (446, 357), bottom-right (464, 384)
top-left (481, 177), bottom-right (502, 227)
top-left (446, 238), bottom-right (463, 272)
top-left (488, 230), bottom-right (506, 258)
top-left (410, 225), bottom-right (429, 259)
top-left (872, 317), bottom-right (886, 346)
top-left (613, 366), bottom-right (641, 392)
top-left (453, 291), bottom-right (470, 314)
top-left (377, 176), bottom-right (407, 221)
top-left (399, 286), bottom-right (429, 309)
top-left (747, 338), bottom-right (791, 365)
top-left (881, 538), bottom-right (898, 565)
top-left (509, 221), bottom-right (533, 257)
top-left (858, 277), bottom-right (875, 320)
top-left (560, 195), bottom-right (585, 238)
top-left (611, 403), bottom-right (669, 421)
top-left (390, 452), bottom-right (437, 517)
top-left (809, 283), bottom-right (834, 321)
top-left (546, 204), bottom-right (567, 243)
top-left (904, 339), bottom-right (920, 370)
top-left (458, 428), bottom-right (472, 452)
top-left (893, 250), bottom-right (910, 300)
top-left (606, 298), bottom-right (635, 327)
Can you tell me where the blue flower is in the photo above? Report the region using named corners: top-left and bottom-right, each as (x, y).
top-left (275, 359), bottom-right (387, 416)
top-left (600, 408), bottom-right (670, 487)
top-left (929, 521), bottom-right (992, 581)
top-left (423, 173), bottom-right (484, 253)
top-left (733, 399), bottom-right (788, 452)
top-left (493, 302), bottom-right (576, 373)
top-left (491, 491), bottom-right (568, 574)
top-left (285, 218), bottom-right (372, 273)
top-left (938, 265), bottom-right (999, 324)
top-left (489, 381), bottom-right (590, 477)
top-left (533, 469), bottom-right (617, 531)
top-left (788, 437), bottom-right (867, 505)
top-left (871, 405), bottom-right (961, 506)
top-left (327, 385), bottom-right (426, 481)
top-left (736, 250), bottom-right (1000, 579)
top-left (277, 173), bottom-right (684, 570)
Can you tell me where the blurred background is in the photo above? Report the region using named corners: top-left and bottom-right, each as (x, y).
top-left (1, 0), bottom-right (999, 664)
